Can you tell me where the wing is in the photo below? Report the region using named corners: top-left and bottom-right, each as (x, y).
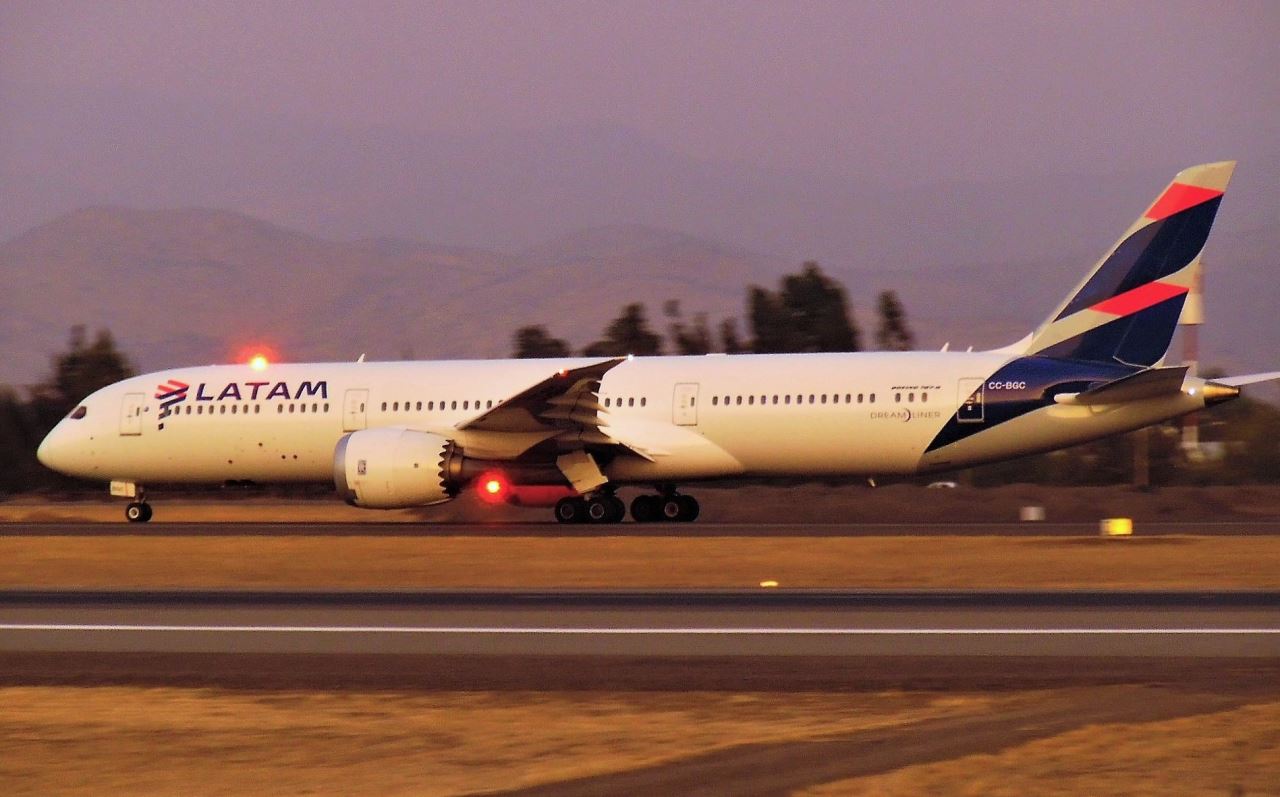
top-left (456, 358), bottom-right (637, 454)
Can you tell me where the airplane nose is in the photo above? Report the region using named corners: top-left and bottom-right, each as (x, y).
top-left (37, 425), bottom-right (73, 474)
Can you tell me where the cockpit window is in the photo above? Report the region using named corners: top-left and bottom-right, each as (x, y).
top-left (68, 406), bottom-right (88, 420)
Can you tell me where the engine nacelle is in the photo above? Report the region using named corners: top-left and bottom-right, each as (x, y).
top-left (334, 429), bottom-right (458, 509)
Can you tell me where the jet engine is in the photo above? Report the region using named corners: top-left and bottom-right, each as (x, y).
top-left (333, 429), bottom-right (460, 508)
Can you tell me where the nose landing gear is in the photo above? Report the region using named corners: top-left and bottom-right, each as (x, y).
top-left (125, 501), bottom-right (153, 523)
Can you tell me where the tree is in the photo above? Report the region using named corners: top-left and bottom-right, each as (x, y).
top-left (874, 290), bottom-right (915, 351)
top-left (747, 261), bottom-right (860, 353)
top-left (663, 300), bottom-right (713, 355)
top-left (512, 325), bottom-right (571, 358)
top-left (719, 318), bottom-right (746, 354)
top-left (30, 326), bottom-right (136, 426)
top-left (582, 303), bottom-right (663, 357)
top-left (2, 326), bottom-right (136, 495)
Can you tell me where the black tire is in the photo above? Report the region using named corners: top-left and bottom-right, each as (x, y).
top-left (606, 496), bottom-right (626, 523)
top-left (125, 502), bottom-right (148, 523)
top-left (554, 497), bottom-right (585, 524)
top-left (660, 497), bottom-right (684, 521)
top-left (139, 503), bottom-right (153, 522)
top-left (586, 496), bottom-right (612, 523)
top-left (677, 494), bottom-right (699, 522)
top-left (630, 495), bottom-right (657, 523)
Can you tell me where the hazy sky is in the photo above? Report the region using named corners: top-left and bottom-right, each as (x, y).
top-left (3, 1), bottom-right (1277, 189)
top-left (2, 1), bottom-right (1278, 386)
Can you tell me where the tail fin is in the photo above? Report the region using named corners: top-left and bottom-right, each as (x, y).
top-left (1024, 161), bottom-right (1235, 366)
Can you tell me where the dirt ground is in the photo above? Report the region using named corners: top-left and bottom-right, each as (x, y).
top-left (0, 665), bottom-right (1274, 797)
top-left (3, 533), bottom-right (1280, 589)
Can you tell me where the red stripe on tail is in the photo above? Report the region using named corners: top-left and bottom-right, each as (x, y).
top-left (1091, 281), bottom-right (1188, 316)
top-left (1145, 183), bottom-right (1222, 221)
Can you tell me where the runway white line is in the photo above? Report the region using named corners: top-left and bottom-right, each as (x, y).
top-left (2, 625), bottom-right (1279, 635)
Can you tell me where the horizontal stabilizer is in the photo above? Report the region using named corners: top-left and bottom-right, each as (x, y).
top-left (1060, 366), bottom-right (1188, 406)
top-left (1215, 371), bottom-right (1280, 387)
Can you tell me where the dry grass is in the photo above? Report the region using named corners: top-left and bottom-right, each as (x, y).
top-left (2, 534), bottom-right (1280, 589)
top-left (801, 700), bottom-right (1280, 797)
top-left (0, 687), bottom-right (1005, 797)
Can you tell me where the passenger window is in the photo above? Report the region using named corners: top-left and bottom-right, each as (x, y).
top-left (323, 403), bottom-right (329, 412)
top-left (463, 401), bottom-right (469, 410)
top-left (230, 405), bottom-right (237, 414)
top-left (186, 406), bottom-right (192, 414)
top-left (922, 392), bottom-right (928, 403)
top-left (641, 397), bottom-right (647, 407)
top-left (712, 396), bottom-right (719, 406)
top-left (289, 404), bottom-right (295, 413)
top-left (69, 406), bottom-right (88, 420)
top-left (312, 403), bottom-right (318, 413)
top-left (277, 405), bottom-right (283, 414)
top-left (393, 402), bottom-right (399, 411)
top-left (255, 405), bottom-right (261, 414)
top-left (809, 395), bottom-right (815, 404)
top-left (895, 393), bottom-right (902, 403)
top-left (772, 395), bottom-right (779, 404)
top-left (821, 394), bottom-right (827, 404)
top-left (845, 393), bottom-right (851, 403)
top-left (870, 393), bottom-right (876, 403)
top-left (736, 396), bottom-right (742, 405)
top-left (300, 404), bottom-right (307, 413)
top-left (218, 405), bottom-right (225, 414)
top-left (628, 398), bottom-right (635, 407)
top-left (908, 393), bottom-right (915, 403)
top-left (381, 402), bottom-right (388, 411)
top-left (451, 401), bottom-right (457, 410)
top-left (428, 401), bottom-right (434, 410)
top-left (487, 400), bottom-right (493, 409)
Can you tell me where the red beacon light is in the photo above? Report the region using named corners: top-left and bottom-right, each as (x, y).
top-left (475, 471), bottom-right (510, 504)
top-left (249, 354), bottom-right (269, 371)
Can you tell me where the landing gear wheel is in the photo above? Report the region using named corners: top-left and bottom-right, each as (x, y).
top-left (125, 502), bottom-right (152, 523)
top-left (657, 494), bottom-right (699, 522)
top-left (554, 497), bottom-right (587, 524)
top-left (677, 494), bottom-right (700, 522)
top-left (585, 495), bottom-right (626, 523)
top-left (630, 495), bottom-right (659, 523)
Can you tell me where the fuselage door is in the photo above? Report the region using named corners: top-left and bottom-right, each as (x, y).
top-left (120, 392), bottom-right (145, 436)
top-left (673, 383), bottom-right (699, 426)
top-left (957, 378), bottom-right (985, 423)
top-left (343, 389), bottom-right (369, 432)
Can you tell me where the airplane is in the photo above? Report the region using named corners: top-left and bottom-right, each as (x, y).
top-left (37, 161), bottom-right (1280, 524)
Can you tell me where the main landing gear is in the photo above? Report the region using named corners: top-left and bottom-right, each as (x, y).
top-left (553, 488), bottom-right (699, 524)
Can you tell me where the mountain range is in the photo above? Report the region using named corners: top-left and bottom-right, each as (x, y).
top-left (4, 204), bottom-right (1277, 400)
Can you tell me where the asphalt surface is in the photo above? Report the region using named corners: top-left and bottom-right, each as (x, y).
top-left (6, 519), bottom-right (1280, 536)
top-left (3, 589), bottom-right (1278, 658)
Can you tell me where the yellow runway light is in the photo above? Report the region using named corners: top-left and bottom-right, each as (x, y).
top-left (1101, 518), bottom-right (1133, 537)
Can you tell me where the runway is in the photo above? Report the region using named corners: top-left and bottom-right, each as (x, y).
top-left (6, 519), bottom-right (1280, 536)
top-left (3, 589), bottom-right (1278, 657)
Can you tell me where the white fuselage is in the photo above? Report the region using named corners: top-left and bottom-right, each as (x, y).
top-left (38, 351), bottom-right (1209, 489)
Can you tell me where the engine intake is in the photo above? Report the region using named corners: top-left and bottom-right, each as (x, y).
top-left (334, 429), bottom-right (459, 509)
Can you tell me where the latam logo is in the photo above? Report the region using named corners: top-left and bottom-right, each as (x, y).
top-left (154, 379), bottom-right (328, 419)
top-left (155, 379), bottom-right (190, 419)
